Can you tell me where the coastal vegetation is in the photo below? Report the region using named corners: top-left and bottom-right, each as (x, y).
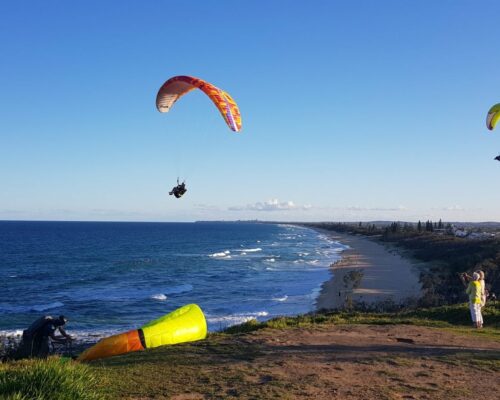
top-left (305, 222), bottom-right (500, 308)
top-left (223, 301), bottom-right (500, 338)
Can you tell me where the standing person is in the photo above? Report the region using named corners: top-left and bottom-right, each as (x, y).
top-left (466, 273), bottom-right (482, 329)
top-left (477, 270), bottom-right (487, 307)
top-left (476, 270), bottom-right (486, 329)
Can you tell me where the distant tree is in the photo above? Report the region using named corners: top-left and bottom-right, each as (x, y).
top-left (438, 219), bottom-right (443, 229)
top-left (391, 222), bottom-right (401, 233)
top-left (425, 220), bottom-right (434, 232)
top-left (418, 220), bottom-right (422, 232)
top-left (359, 222), bottom-right (362, 227)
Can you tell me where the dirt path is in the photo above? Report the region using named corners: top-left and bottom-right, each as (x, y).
top-left (234, 325), bottom-right (499, 400)
top-left (102, 324), bottom-right (500, 400)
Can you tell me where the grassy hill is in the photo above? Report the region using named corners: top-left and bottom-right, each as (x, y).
top-left (2, 303), bottom-right (499, 399)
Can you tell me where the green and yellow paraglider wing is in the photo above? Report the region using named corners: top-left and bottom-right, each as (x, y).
top-left (141, 303), bottom-right (207, 348)
top-left (77, 304), bottom-right (207, 362)
top-left (486, 103), bottom-right (500, 130)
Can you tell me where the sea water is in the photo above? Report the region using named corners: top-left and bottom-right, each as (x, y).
top-left (0, 221), bottom-right (346, 341)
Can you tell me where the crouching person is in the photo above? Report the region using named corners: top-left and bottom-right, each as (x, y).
top-left (16, 315), bottom-right (73, 358)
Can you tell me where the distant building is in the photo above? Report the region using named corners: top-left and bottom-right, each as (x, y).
top-left (453, 228), bottom-right (468, 238)
top-left (450, 225), bottom-right (496, 240)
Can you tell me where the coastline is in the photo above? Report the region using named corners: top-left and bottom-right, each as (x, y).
top-left (315, 230), bottom-right (424, 310)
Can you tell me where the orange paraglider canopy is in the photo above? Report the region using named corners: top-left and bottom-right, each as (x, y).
top-left (156, 75), bottom-right (242, 132)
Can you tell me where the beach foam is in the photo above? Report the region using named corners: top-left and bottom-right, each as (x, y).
top-left (207, 311), bottom-right (270, 330)
top-left (237, 248), bottom-right (262, 253)
top-left (151, 294), bottom-right (168, 301)
top-left (209, 250), bottom-right (231, 258)
top-left (0, 329), bottom-right (23, 338)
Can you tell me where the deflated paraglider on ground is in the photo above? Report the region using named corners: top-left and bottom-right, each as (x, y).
top-left (77, 304), bottom-right (207, 362)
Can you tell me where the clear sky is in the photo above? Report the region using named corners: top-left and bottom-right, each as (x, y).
top-left (1, 1), bottom-right (499, 222)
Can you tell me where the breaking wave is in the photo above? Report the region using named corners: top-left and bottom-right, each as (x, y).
top-left (151, 294), bottom-right (168, 301)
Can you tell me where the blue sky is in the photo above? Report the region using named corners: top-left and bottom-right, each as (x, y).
top-left (1, 1), bottom-right (499, 222)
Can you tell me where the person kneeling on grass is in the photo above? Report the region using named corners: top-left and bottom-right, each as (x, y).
top-left (466, 273), bottom-right (483, 329)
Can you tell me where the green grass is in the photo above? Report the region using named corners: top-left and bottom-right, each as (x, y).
top-left (222, 301), bottom-right (500, 339)
top-left (91, 303), bottom-right (499, 398)
top-left (2, 303), bottom-right (498, 399)
top-left (90, 337), bottom-right (278, 399)
top-left (0, 357), bottom-right (105, 400)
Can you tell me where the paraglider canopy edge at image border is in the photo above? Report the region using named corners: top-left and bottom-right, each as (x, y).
top-left (486, 103), bottom-right (500, 130)
top-left (156, 75), bottom-right (242, 132)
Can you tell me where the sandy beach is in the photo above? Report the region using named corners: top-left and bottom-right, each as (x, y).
top-left (316, 230), bottom-right (424, 310)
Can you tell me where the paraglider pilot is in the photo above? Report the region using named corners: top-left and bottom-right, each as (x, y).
top-left (17, 315), bottom-right (74, 358)
top-left (169, 179), bottom-right (187, 199)
top-left (494, 155), bottom-right (500, 162)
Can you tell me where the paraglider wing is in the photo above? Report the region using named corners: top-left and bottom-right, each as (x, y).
top-left (486, 103), bottom-right (500, 130)
top-left (141, 303), bottom-right (206, 348)
top-left (77, 304), bottom-right (207, 362)
top-left (76, 329), bottom-right (144, 362)
top-left (156, 75), bottom-right (242, 132)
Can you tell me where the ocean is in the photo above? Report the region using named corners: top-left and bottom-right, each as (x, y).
top-left (0, 221), bottom-right (346, 342)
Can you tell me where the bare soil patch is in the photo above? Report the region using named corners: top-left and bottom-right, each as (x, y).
top-left (100, 324), bottom-right (500, 400)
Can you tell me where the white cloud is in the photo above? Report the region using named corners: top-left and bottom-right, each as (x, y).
top-left (193, 203), bottom-right (221, 211)
top-left (229, 199), bottom-right (311, 212)
top-left (345, 205), bottom-right (407, 212)
top-left (442, 205), bottom-right (464, 211)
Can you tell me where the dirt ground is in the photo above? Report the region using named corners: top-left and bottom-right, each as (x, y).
top-left (104, 324), bottom-right (500, 400)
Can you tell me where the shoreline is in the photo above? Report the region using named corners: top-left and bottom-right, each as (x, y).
top-left (315, 230), bottom-right (424, 310)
